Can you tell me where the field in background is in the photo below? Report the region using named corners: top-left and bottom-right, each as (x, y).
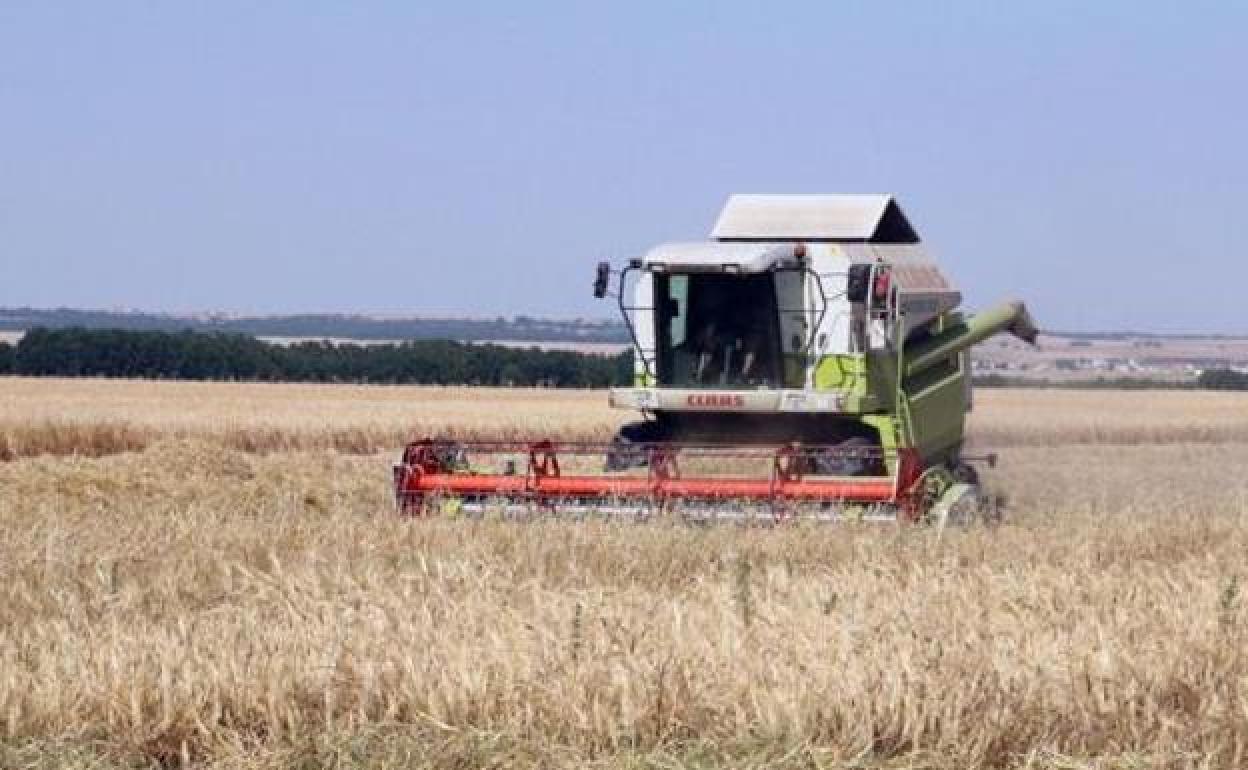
top-left (3, 378), bottom-right (1248, 768)
top-left (0, 379), bottom-right (616, 460)
top-left (6, 305), bottom-right (1248, 381)
top-left (6, 378), bottom-right (1248, 461)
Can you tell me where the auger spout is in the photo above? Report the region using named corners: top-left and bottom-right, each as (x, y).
top-left (903, 300), bottom-right (1037, 378)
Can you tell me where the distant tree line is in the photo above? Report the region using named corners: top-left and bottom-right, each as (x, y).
top-left (1195, 368), bottom-right (1248, 390)
top-left (3, 330), bottom-right (1245, 391)
top-left (972, 374), bottom-right (1192, 390)
top-left (976, 370), bottom-right (1248, 390)
top-left (0, 328), bottom-right (631, 387)
top-left (0, 307), bottom-right (629, 343)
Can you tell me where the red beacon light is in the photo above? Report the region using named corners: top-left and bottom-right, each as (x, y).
top-left (873, 266), bottom-right (892, 303)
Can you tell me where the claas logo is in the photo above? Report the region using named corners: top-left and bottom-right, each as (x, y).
top-left (686, 393), bottom-right (746, 408)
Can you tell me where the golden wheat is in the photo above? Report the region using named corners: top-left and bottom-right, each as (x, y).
top-left (5, 378), bottom-right (1248, 462)
top-left (0, 378), bottom-right (617, 459)
top-left (4, 378), bottom-right (1248, 768)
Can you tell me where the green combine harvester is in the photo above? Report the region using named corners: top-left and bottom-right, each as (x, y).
top-left (395, 194), bottom-right (1037, 524)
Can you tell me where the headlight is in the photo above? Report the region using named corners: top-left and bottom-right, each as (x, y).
top-left (634, 389), bottom-right (660, 410)
top-left (780, 392), bottom-right (841, 412)
top-left (610, 388), bottom-right (661, 410)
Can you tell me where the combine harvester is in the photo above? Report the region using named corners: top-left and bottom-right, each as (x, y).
top-left (395, 195), bottom-right (1037, 524)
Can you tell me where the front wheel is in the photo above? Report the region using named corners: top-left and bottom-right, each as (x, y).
top-left (604, 420), bottom-right (666, 471)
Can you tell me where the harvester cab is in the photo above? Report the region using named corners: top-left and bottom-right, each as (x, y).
top-left (395, 194), bottom-right (1037, 524)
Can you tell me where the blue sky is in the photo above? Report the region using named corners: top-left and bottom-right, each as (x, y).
top-left (1, 2), bottom-right (1244, 331)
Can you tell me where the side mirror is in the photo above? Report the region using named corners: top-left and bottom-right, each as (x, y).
top-left (592, 261), bottom-right (611, 299)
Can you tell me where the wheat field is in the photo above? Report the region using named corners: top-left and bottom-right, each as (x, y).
top-left (3, 378), bottom-right (1248, 769)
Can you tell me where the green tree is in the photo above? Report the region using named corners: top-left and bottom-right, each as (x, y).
top-left (1198, 368), bottom-right (1248, 390)
top-left (12, 327), bottom-right (633, 387)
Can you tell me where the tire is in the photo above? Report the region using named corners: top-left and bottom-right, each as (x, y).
top-left (811, 436), bottom-right (881, 477)
top-left (604, 421), bottom-right (664, 471)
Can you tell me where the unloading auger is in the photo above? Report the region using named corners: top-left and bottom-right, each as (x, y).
top-left (394, 194), bottom-right (1037, 524)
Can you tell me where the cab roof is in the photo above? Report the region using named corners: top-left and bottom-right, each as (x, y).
top-left (711, 194), bottom-right (919, 243)
top-left (639, 241), bottom-right (799, 272)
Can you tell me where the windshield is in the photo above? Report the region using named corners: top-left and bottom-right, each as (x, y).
top-left (655, 272), bottom-right (781, 387)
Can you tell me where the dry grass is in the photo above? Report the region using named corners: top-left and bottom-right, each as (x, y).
top-left (5, 378), bottom-right (1248, 461)
top-left (4, 378), bottom-right (1248, 768)
top-left (0, 378), bottom-right (617, 460)
top-left (966, 388), bottom-right (1248, 447)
